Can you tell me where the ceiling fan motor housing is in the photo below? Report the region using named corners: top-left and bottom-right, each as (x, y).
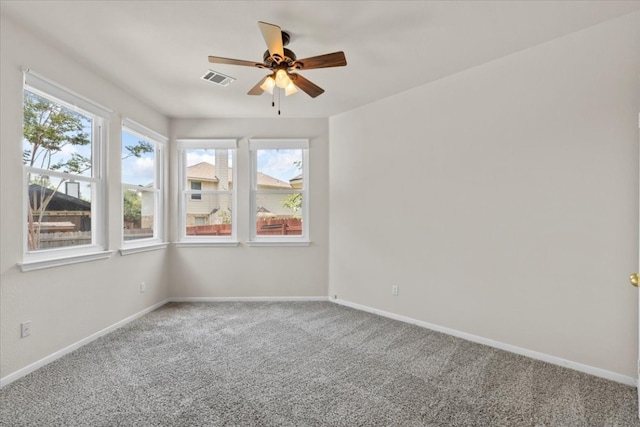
top-left (263, 47), bottom-right (296, 67)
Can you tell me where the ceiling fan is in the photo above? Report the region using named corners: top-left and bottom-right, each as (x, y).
top-left (208, 21), bottom-right (347, 99)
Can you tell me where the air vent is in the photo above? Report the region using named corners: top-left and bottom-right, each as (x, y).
top-left (201, 70), bottom-right (235, 87)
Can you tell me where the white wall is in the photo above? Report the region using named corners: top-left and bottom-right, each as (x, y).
top-left (169, 118), bottom-right (329, 298)
top-left (329, 12), bottom-right (640, 378)
top-left (0, 15), bottom-right (171, 379)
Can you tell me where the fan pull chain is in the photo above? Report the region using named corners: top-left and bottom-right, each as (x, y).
top-left (278, 89), bottom-right (281, 115)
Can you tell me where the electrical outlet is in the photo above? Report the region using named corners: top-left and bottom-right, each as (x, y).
top-left (392, 285), bottom-right (399, 296)
top-left (21, 321), bottom-right (31, 338)
top-left (140, 282), bottom-right (146, 293)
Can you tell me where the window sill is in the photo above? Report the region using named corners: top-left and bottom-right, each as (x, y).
top-left (246, 240), bottom-right (311, 247)
top-left (119, 242), bottom-right (169, 256)
top-left (18, 250), bottom-right (115, 272)
top-left (174, 241), bottom-right (240, 248)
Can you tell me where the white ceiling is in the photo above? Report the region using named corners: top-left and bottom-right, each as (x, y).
top-left (2, 1), bottom-right (639, 119)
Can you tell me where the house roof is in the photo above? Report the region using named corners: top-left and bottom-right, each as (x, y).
top-left (186, 162), bottom-right (219, 182)
top-left (28, 184), bottom-right (91, 211)
top-left (186, 162), bottom-right (291, 189)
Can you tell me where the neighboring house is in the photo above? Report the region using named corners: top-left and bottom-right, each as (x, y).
top-left (28, 183), bottom-right (91, 232)
top-left (139, 183), bottom-right (154, 230)
top-left (289, 173), bottom-right (302, 190)
top-left (186, 161), bottom-right (300, 226)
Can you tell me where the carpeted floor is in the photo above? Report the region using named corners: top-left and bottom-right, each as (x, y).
top-left (0, 301), bottom-right (638, 426)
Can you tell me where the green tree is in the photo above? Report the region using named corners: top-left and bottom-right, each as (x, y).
top-left (282, 193), bottom-right (302, 219)
top-left (23, 90), bottom-right (152, 250)
top-left (123, 190), bottom-right (142, 227)
top-left (281, 160), bottom-right (302, 218)
top-left (122, 141), bottom-right (153, 160)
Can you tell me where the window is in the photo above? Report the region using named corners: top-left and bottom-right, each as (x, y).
top-left (190, 181), bottom-right (202, 200)
top-left (121, 118), bottom-right (166, 251)
top-left (177, 139), bottom-right (238, 246)
top-left (249, 139), bottom-right (309, 245)
top-left (21, 70), bottom-right (112, 270)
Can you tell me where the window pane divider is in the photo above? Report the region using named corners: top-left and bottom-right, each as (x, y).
top-left (122, 183), bottom-right (158, 192)
top-left (183, 190), bottom-right (233, 196)
top-left (253, 189), bottom-right (304, 195)
top-left (25, 166), bottom-right (98, 183)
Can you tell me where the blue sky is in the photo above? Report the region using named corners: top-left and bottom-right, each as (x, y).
top-left (26, 123), bottom-right (302, 187)
top-left (122, 131), bottom-right (155, 186)
top-left (256, 149), bottom-right (302, 182)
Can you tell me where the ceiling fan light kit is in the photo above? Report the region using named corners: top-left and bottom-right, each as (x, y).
top-left (274, 69), bottom-right (291, 89)
top-left (259, 75), bottom-right (275, 94)
top-left (208, 21), bottom-right (347, 114)
top-left (284, 81), bottom-right (298, 96)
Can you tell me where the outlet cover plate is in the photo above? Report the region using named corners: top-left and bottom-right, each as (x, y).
top-left (21, 321), bottom-right (31, 338)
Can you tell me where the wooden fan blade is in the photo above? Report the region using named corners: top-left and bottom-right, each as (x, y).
top-left (258, 21), bottom-right (284, 63)
top-left (208, 56), bottom-right (265, 68)
top-left (291, 51), bottom-right (347, 70)
top-left (248, 76), bottom-right (268, 95)
top-left (290, 74), bottom-right (324, 98)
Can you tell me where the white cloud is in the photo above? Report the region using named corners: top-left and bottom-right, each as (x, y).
top-left (186, 151), bottom-right (215, 167)
top-left (257, 149), bottom-right (301, 182)
top-left (122, 154), bottom-right (154, 186)
top-left (186, 150), bottom-right (233, 168)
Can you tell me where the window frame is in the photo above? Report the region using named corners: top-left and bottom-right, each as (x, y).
top-left (176, 139), bottom-right (238, 247)
top-left (19, 70), bottom-right (113, 271)
top-left (120, 118), bottom-right (168, 255)
top-left (248, 138), bottom-right (310, 246)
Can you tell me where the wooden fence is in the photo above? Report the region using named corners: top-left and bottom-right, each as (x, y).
top-left (186, 224), bottom-right (232, 236)
top-left (123, 228), bottom-right (154, 240)
top-left (36, 229), bottom-right (154, 248)
top-left (35, 220), bottom-right (302, 248)
top-left (38, 231), bottom-right (91, 249)
top-left (256, 218), bottom-right (302, 236)
top-left (186, 218), bottom-right (302, 236)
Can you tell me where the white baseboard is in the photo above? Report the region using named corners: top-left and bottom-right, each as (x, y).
top-left (170, 296), bottom-right (329, 302)
top-left (331, 298), bottom-right (637, 387)
top-left (4, 296), bottom-right (633, 389)
top-left (0, 298), bottom-right (170, 389)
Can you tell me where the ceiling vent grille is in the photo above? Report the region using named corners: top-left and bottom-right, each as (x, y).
top-left (201, 70), bottom-right (235, 87)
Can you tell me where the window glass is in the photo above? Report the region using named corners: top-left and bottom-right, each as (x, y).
top-left (249, 140), bottom-right (308, 243)
top-left (190, 181), bottom-right (202, 200)
top-left (122, 131), bottom-right (155, 184)
top-left (23, 90), bottom-right (93, 177)
top-left (121, 127), bottom-right (163, 244)
top-left (178, 142), bottom-right (237, 243)
top-left (23, 89), bottom-right (98, 252)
